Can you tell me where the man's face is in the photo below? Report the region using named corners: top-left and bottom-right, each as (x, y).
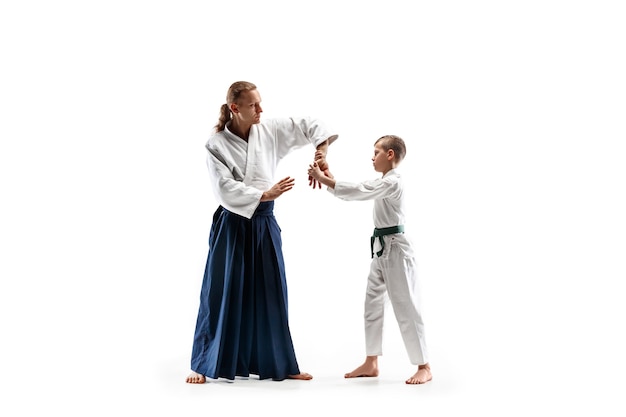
top-left (232, 89), bottom-right (263, 125)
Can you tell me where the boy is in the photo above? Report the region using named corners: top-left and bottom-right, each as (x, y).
top-left (307, 135), bottom-right (431, 385)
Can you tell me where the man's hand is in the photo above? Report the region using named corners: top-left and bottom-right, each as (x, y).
top-left (261, 176), bottom-right (295, 201)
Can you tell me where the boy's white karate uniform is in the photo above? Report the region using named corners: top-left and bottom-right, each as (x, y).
top-left (329, 168), bottom-right (428, 365)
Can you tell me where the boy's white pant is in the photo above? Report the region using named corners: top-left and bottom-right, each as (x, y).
top-left (364, 234), bottom-right (429, 365)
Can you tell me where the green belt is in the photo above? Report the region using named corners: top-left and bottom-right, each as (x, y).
top-left (371, 225), bottom-right (404, 258)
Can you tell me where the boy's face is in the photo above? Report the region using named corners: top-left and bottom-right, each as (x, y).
top-left (372, 142), bottom-right (393, 173)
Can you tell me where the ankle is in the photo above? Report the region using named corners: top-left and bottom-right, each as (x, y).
top-left (365, 356), bottom-right (378, 366)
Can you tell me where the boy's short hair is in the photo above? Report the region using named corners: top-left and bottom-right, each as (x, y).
top-left (375, 135), bottom-right (406, 162)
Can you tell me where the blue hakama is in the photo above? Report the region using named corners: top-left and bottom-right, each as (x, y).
top-left (190, 201), bottom-right (301, 380)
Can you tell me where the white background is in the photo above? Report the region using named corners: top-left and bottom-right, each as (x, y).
top-left (1, 1), bottom-right (625, 415)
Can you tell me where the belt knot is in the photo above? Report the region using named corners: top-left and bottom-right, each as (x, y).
top-left (370, 225), bottom-right (404, 258)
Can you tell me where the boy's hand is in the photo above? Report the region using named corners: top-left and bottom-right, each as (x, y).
top-left (308, 162), bottom-right (336, 190)
top-left (308, 151), bottom-right (331, 188)
top-left (308, 162), bottom-right (322, 180)
top-left (308, 164), bottom-right (322, 188)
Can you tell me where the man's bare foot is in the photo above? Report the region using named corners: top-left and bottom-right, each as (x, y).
top-left (186, 371), bottom-right (206, 384)
top-left (344, 356), bottom-right (379, 378)
top-left (288, 372), bottom-right (313, 380)
top-left (406, 364), bottom-right (432, 385)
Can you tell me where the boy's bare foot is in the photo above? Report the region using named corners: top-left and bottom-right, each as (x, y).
top-left (344, 356), bottom-right (379, 378)
top-left (186, 371), bottom-right (206, 384)
top-left (288, 372), bottom-right (313, 380)
top-left (406, 364), bottom-right (432, 385)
